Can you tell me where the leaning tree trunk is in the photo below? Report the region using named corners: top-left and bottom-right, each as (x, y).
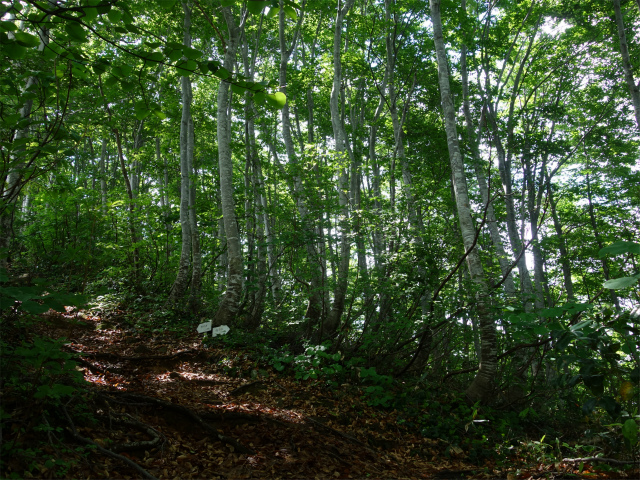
top-left (430, 0), bottom-right (497, 404)
top-left (213, 6), bottom-right (243, 326)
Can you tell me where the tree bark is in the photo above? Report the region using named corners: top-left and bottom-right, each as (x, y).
top-left (324, 0), bottom-right (356, 338)
top-left (169, 1), bottom-right (195, 306)
top-left (430, 0), bottom-right (497, 404)
top-left (612, 0), bottom-right (640, 131)
top-left (213, 6), bottom-right (243, 326)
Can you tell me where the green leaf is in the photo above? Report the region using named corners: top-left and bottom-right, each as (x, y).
top-left (21, 301), bottom-right (50, 314)
top-left (532, 325), bottom-right (548, 336)
top-left (283, 5), bottom-right (297, 20)
top-left (152, 109), bottom-right (166, 120)
top-left (212, 67), bottom-right (231, 80)
top-left (14, 31), bottom-right (40, 48)
top-left (0, 21), bottom-right (18, 32)
top-left (603, 276), bottom-right (639, 290)
top-left (598, 241), bottom-right (640, 257)
top-left (182, 46), bottom-right (203, 60)
top-left (220, 0), bottom-right (235, 6)
top-left (175, 59), bottom-right (197, 76)
top-left (253, 91), bottom-right (266, 105)
top-left (107, 9), bottom-right (122, 23)
top-left (84, 7), bottom-right (98, 21)
top-left (65, 22), bottom-right (88, 42)
top-left (3, 41), bottom-right (26, 59)
top-left (247, 0), bottom-right (269, 15)
top-left (111, 65), bottom-right (133, 78)
top-left (167, 48), bottom-right (183, 62)
top-left (207, 60), bottom-right (221, 72)
top-left (134, 100), bottom-right (150, 120)
top-left (121, 80), bottom-right (136, 92)
top-left (231, 83), bottom-right (247, 95)
top-left (157, 0), bottom-right (178, 11)
top-left (265, 91), bottom-right (286, 109)
top-left (622, 419), bottom-right (638, 446)
top-left (143, 51), bottom-right (164, 63)
top-left (267, 6), bottom-right (280, 18)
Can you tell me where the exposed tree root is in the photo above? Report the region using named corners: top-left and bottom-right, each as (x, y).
top-left (61, 405), bottom-right (159, 480)
top-left (106, 391), bottom-right (256, 454)
top-left (562, 456), bottom-right (639, 465)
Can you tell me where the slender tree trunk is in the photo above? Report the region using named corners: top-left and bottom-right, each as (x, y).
top-left (324, 0), bottom-right (356, 338)
top-left (612, 0), bottom-right (640, 131)
top-left (460, 38), bottom-right (515, 294)
top-left (213, 6), bottom-right (243, 326)
top-left (187, 116), bottom-right (202, 311)
top-left (169, 2), bottom-right (195, 305)
top-left (430, 0), bottom-right (497, 404)
top-left (546, 175), bottom-right (574, 300)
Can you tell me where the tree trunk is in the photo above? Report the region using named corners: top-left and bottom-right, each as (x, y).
top-left (612, 0), bottom-right (640, 131)
top-left (213, 6), bottom-right (243, 326)
top-left (324, 0), bottom-right (356, 338)
top-left (169, 1), bottom-right (195, 305)
top-left (430, 0), bottom-right (497, 404)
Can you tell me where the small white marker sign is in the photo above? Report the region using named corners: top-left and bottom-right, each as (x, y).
top-left (197, 321), bottom-right (212, 333)
top-left (211, 325), bottom-right (230, 337)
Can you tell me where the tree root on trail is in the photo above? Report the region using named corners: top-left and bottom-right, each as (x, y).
top-left (109, 413), bottom-right (164, 453)
top-left (67, 347), bottom-right (200, 362)
top-left (305, 416), bottom-right (373, 452)
top-left (106, 391), bottom-right (256, 454)
top-left (562, 456), bottom-right (639, 465)
top-left (61, 405), bottom-right (159, 480)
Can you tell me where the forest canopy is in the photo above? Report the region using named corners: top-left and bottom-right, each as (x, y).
top-left (1, 0), bottom-right (639, 476)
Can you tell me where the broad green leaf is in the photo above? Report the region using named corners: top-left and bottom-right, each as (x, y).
top-left (532, 325), bottom-right (548, 335)
top-left (283, 5), bottom-right (297, 20)
top-left (622, 419), bottom-right (638, 446)
top-left (247, 1), bottom-right (269, 15)
top-left (104, 75), bottom-right (119, 87)
top-left (253, 91), bottom-right (266, 105)
top-left (14, 30), bottom-right (40, 48)
top-left (84, 7), bottom-right (98, 21)
top-left (126, 24), bottom-right (141, 34)
top-left (207, 60), bottom-right (222, 72)
top-left (267, 6), bottom-right (280, 18)
top-left (182, 46), bottom-right (203, 60)
top-left (2, 113), bottom-right (22, 127)
top-left (167, 48), bottom-right (183, 62)
top-left (21, 301), bottom-right (50, 314)
top-left (109, 10), bottom-right (125, 22)
top-left (65, 22), bottom-right (88, 42)
top-left (4, 42), bottom-right (26, 59)
top-left (134, 100), bottom-right (149, 120)
top-left (599, 241), bottom-right (640, 257)
top-left (231, 83), bottom-right (247, 95)
top-left (0, 21), bottom-right (18, 32)
top-left (143, 51), bottom-right (164, 63)
top-left (212, 67), bottom-right (231, 80)
top-left (175, 59), bottom-right (197, 76)
top-left (540, 307), bottom-right (564, 318)
top-left (603, 276), bottom-right (639, 290)
top-left (220, 0), bottom-right (235, 6)
top-left (92, 60), bottom-right (110, 74)
top-left (152, 109), bottom-right (166, 120)
top-left (111, 65), bottom-right (133, 78)
top-left (121, 80), bottom-right (136, 92)
top-left (265, 91), bottom-right (286, 109)
top-left (157, 0), bottom-right (178, 11)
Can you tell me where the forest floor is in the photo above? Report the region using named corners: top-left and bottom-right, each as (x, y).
top-left (2, 307), bottom-right (638, 480)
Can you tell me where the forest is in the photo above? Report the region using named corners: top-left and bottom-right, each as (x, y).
top-left (0, 0), bottom-right (639, 478)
